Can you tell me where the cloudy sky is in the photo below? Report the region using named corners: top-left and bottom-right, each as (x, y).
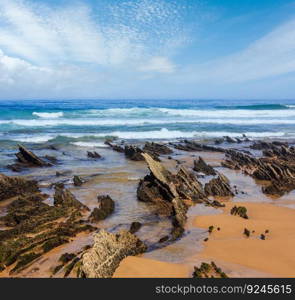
top-left (0, 0), bottom-right (295, 100)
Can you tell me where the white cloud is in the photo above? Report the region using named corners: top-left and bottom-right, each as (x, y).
top-left (0, 0), bottom-right (186, 98)
top-left (139, 56), bottom-right (175, 73)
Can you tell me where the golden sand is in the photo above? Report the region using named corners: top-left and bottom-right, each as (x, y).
top-left (113, 256), bottom-right (189, 278)
top-left (194, 202), bottom-right (295, 277)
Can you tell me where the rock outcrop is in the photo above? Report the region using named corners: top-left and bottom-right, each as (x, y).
top-left (0, 185), bottom-right (94, 274)
top-left (79, 230), bottom-right (147, 278)
top-left (143, 142), bottom-right (173, 156)
top-left (7, 145), bottom-right (53, 171)
top-left (54, 184), bottom-right (89, 211)
top-left (204, 173), bottom-right (234, 197)
top-left (0, 174), bottom-right (39, 201)
top-left (87, 151), bottom-right (102, 159)
top-left (89, 195), bottom-right (115, 222)
top-left (170, 140), bottom-right (225, 153)
top-left (137, 153), bottom-right (207, 240)
top-left (222, 147), bottom-right (295, 196)
top-left (193, 157), bottom-right (217, 176)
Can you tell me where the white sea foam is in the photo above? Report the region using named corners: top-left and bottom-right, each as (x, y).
top-left (71, 141), bottom-right (108, 148)
top-left (33, 112), bottom-right (64, 118)
top-left (90, 129), bottom-right (288, 139)
top-left (2, 117), bottom-right (295, 127)
top-left (9, 135), bottom-right (57, 143)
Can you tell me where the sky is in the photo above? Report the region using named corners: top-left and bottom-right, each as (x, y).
top-left (0, 0), bottom-right (295, 100)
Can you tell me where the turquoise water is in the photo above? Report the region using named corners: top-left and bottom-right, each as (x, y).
top-left (0, 99), bottom-right (295, 145)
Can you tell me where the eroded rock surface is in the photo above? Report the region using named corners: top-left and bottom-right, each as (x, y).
top-left (137, 153), bottom-right (207, 239)
top-left (0, 174), bottom-right (39, 201)
top-left (80, 229), bottom-right (147, 278)
top-left (204, 173), bottom-right (234, 197)
top-left (89, 195), bottom-right (115, 222)
top-left (0, 177), bottom-right (94, 275)
top-left (222, 147), bottom-right (295, 196)
top-left (193, 157), bottom-right (217, 176)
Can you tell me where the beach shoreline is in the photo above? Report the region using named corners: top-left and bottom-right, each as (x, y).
top-left (0, 135), bottom-right (295, 278)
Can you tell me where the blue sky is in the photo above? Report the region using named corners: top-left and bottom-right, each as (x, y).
top-left (0, 0), bottom-right (295, 100)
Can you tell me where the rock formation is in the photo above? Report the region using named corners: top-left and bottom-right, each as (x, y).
top-left (170, 140), bottom-right (225, 152)
top-left (193, 157), bottom-right (217, 176)
top-left (204, 173), bottom-right (234, 197)
top-left (89, 195), bottom-right (115, 222)
top-left (222, 147), bottom-right (295, 196)
top-left (137, 153), bottom-right (208, 240)
top-left (0, 174), bottom-right (39, 201)
top-left (79, 230), bottom-right (147, 278)
top-left (87, 151), bottom-right (102, 159)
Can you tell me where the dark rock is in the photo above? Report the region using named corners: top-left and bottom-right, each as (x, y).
top-left (0, 190), bottom-right (95, 274)
top-left (129, 222), bottom-right (142, 234)
top-left (89, 195), bottom-right (114, 222)
top-left (79, 230), bottom-right (147, 278)
top-left (260, 234), bottom-right (266, 240)
top-left (193, 157), bottom-right (217, 176)
top-left (87, 151), bottom-right (102, 159)
top-left (222, 148), bottom-right (295, 196)
top-left (137, 153), bottom-right (207, 241)
top-left (193, 262), bottom-right (228, 278)
top-left (244, 228), bottom-right (250, 237)
top-left (16, 144), bottom-right (51, 167)
top-left (105, 141), bottom-right (124, 153)
top-left (230, 206), bottom-right (248, 219)
top-left (73, 175), bottom-right (83, 186)
top-left (204, 173), bottom-right (234, 197)
top-left (143, 142), bottom-right (173, 156)
top-left (171, 140), bottom-right (225, 153)
top-left (0, 174), bottom-right (39, 202)
top-left (124, 145), bottom-right (145, 161)
top-left (54, 185), bottom-right (89, 211)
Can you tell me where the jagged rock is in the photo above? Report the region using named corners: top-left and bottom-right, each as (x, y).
top-left (204, 173), bottom-right (234, 197)
top-left (79, 230), bottom-right (147, 278)
top-left (129, 222), bottom-right (142, 234)
top-left (0, 191), bottom-right (94, 274)
top-left (137, 153), bottom-right (207, 240)
top-left (143, 142), bottom-right (173, 155)
top-left (105, 141), bottom-right (125, 153)
top-left (170, 140), bottom-right (225, 152)
top-left (16, 144), bottom-right (51, 167)
top-left (193, 262), bottom-right (228, 278)
top-left (54, 184), bottom-right (89, 211)
top-left (250, 141), bottom-right (288, 150)
top-left (124, 145), bottom-right (145, 161)
top-left (222, 148), bottom-right (295, 196)
top-left (89, 195), bottom-right (114, 222)
top-left (193, 157), bottom-right (217, 176)
top-left (87, 151), bottom-right (102, 159)
top-left (0, 174), bottom-right (39, 201)
top-left (73, 175), bottom-right (83, 186)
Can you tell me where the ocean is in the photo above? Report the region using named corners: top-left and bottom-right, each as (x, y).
top-left (0, 99), bottom-right (295, 147)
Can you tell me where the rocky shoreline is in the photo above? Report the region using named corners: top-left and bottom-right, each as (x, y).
top-left (0, 136), bottom-right (295, 278)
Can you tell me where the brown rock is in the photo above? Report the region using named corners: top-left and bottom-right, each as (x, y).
top-left (0, 174), bottom-right (39, 202)
top-left (89, 195), bottom-right (114, 222)
top-left (193, 157), bottom-right (217, 176)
